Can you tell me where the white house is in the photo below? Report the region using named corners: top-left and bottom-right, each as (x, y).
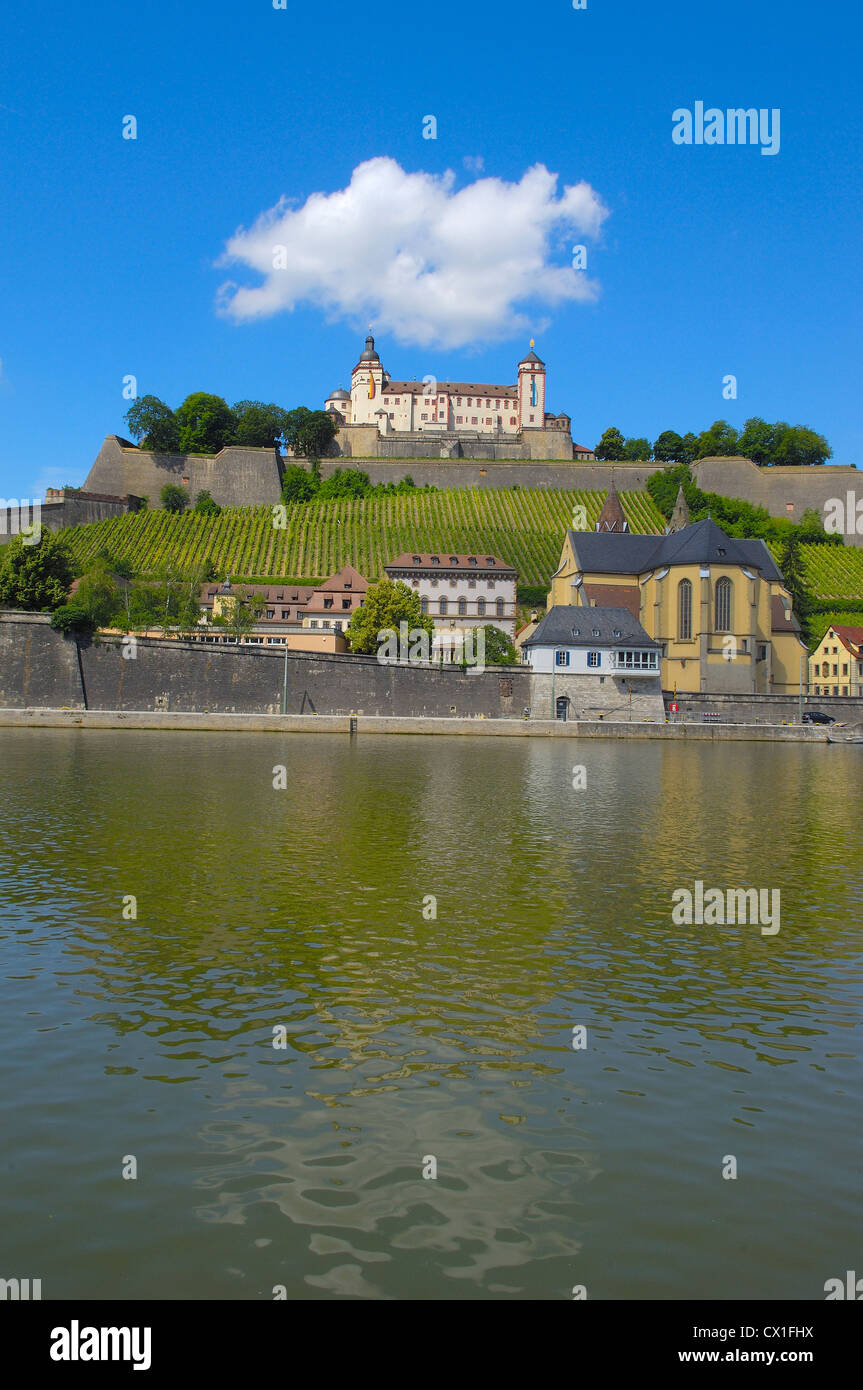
top-left (521, 606), bottom-right (664, 721)
top-left (384, 552), bottom-right (518, 643)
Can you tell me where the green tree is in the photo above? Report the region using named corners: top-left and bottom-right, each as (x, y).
top-left (74, 560), bottom-right (119, 627)
top-left (477, 625), bottom-right (519, 665)
top-left (679, 432), bottom-right (698, 465)
top-left (124, 395), bottom-right (180, 452)
top-left (622, 436), bottom-right (651, 461)
top-left (284, 407), bottom-right (338, 460)
top-left (194, 489), bottom-right (220, 516)
top-left (595, 427), bottom-right (626, 461)
top-left (773, 423), bottom-right (832, 468)
top-left (231, 401), bottom-right (289, 449)
top-left (737, 417), bottom-right (777, 467)
top-left (347, 578), bottom-right (433, 655)
top-left (653, 430), bottom-right (684, 463)
top-left (160, 484), bottom-right (189, 513)
top-left (773, 535), bottom-right (810, 625)
top-left (50, 603), bottom-right (96, 639)
top-left (0, 532), bottom-right (74, 611)
top-left (175, 392), bottom-right (235, 455)
top-left (695, 419), bottom-right (740, 459)
top-left (317, 467), bottom-right (372, 499)
top-left (280, 464), bottom-right (320, 503)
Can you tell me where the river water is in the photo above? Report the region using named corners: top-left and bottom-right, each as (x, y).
top-left (1, 729), bottom-right (860, 1300)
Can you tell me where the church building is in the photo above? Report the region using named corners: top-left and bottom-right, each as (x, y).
top-left (547, 483), bottom-right (808, 695)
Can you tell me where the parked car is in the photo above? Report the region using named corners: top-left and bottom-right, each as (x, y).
top-left (802, 711), bottom-right (836, 725)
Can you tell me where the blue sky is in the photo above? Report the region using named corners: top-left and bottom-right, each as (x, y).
top-left (1, 0), bottom-right (860, 498)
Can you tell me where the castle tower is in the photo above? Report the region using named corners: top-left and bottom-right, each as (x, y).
top-left (668, 484), bottom-right (691, 532)
top-left (596, 478), bottom-right (629, 532)
top-left (517, 341), bottom-right (546, 429)
top-left (350, 332), bottom-right (386, 425)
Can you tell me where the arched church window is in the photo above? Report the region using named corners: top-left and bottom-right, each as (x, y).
top-left (715, 577), bottom-right (733, 633)
top-left (678, 579), bottom-right (692, 640)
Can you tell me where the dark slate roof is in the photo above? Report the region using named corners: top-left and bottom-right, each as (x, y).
top-left (567, 518), bottom-right (784, 580)
top-left (523, 606), bottom-right (660, 649)
top-left (519, 349), bottom-right (545, 367)
top-left (567, 530), bottom-right (661, 574)
top-left (771, 594), bottom-right (801, 634)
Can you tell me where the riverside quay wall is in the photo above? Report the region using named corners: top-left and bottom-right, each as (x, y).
top-left (0, 613), bottom-right (532, 717)
top-left (3, 615), bottom-right (861, 725)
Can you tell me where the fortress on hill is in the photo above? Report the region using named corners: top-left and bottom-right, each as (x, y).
top-left (323, 334), bottom-right (589, 462)
top-left (57, 330), bottom-right (860, 546)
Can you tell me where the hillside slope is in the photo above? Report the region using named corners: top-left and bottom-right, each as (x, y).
top-left (59, 488), bottom-right (666, 588)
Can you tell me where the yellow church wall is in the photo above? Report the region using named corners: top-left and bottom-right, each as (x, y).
top-left (548, 532), bottom-right (803, 696)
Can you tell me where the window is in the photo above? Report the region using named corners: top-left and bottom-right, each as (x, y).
top-left (616, 650), bottom-right (658, 670)
top-left (471, 416), bottom-right (477, 424)
top-left (555, 650), bottom-right (570, 667)
top-left (458, 598), bottom-right (467, 615)
top-left (843, 663), bottom-right (849, 675)
top-left (281, 610), bottom-right (288, 618)
top-left (456, 416), bottom-right (463, 424)
top-left (420, 598), bottom-right (428, 614)
top-left (758, 644), bottom-right (767, 662)
top-left (821, 662), bottom-right (829, 678)
top-left (412, 555), bottom-right (421, 563)
top-left (468, 557), bottom-right (477, 566)
top-left (457, 397), bottom-right (462, 405)
top-left (342, 599), bottom-right (351, 609)
top-left (714, 576), bottom-right (733, 632)
top-left (587, 651), bottom-right (601, 668)
top-left (439, 598), bottom-right (447, 615)
top-left (267, 609), bottom-right (274, 618)
top-left (477, 597), bottom-right (486, 616)
top-left (323, 598), bottom-right (333, 609)
top-left (421, 413), bottom-right (428, 421)
top-left (496, 598), bottom-right (504, 617)
top-left (678, 578), bottom-right (692, 640)
top-left (510, 416), bottom-right (517, 425)
top-left (450, 556), bottom-right (458, 565)
top-left (486, 417), bottom-right (492, 424)
top-left (430, 556), bottom-right (440, 564)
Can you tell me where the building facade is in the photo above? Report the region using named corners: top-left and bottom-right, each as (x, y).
top-left (521, 605), bottom-right (664, 721)
top-left (547, 489), bottom-right (808, 695)
top-left (809, 624), bottom-right (863, 696)
top-left (384, 552), bottom-right (518, 645)
top-left (325, 336), bottom-right (578, 460)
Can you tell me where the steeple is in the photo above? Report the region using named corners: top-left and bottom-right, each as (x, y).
top-left (596, 478), bottom-right (628, 533)
top-left (669, 484), bottom-right (690, 532)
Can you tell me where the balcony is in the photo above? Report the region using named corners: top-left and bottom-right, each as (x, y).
top-left (609, 651), bottom-right (660, 677)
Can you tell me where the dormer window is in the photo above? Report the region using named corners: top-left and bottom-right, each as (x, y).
top-left (449, 556), bottom-right (458, 565)
top-left (486, 557), bottom-right (495, 565)
top-left (613, 628), bottom-right (621, 638)
top-left (412, 556), bottom-right (421, 564)
top-left (592, 628), bottom-right (600, 637)
top-left (571, 627), bottom-right (580, 637)
top-left (430, 556), bottom-right (440, 565)
top-left (468, 557), bottom-right (477, 566)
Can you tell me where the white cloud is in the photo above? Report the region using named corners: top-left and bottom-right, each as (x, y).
top-left (215, 157), bottom-right (608, 349)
